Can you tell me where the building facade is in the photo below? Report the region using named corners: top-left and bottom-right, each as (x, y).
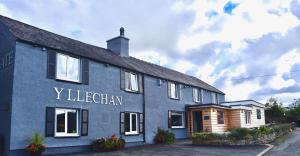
top-left (0, 16), bottom-right (264, 156)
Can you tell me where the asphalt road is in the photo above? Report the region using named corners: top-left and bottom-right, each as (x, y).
top-left (50, 140), bottom-right (268, 156)
top-left (266, 128), bottom-right (300, 156)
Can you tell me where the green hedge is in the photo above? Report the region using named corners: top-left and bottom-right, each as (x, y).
top-left (192, 123), bottom-right (296, 145)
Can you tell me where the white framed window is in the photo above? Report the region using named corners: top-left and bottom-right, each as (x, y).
top-left (193, 88), bottom-right (203, 103)
top-left (168, 82), bottom-right (179, 99)
top-left (125, 72), bottom-right (139, 92)
top-left (217, 111), bottom-right (224, 124)
top-left (170, 111), bottom-right (185, 128)
top-left (245, 111), bottom-right (251, 124)
top-left (256, 109), bottom-right (261, 119)
top-left (55, 108), bottom-right (79, 137)
top-left (56, 53), bottom-right (81, 82)
top-left (211, 92), bottom-right (218, 104)
top-left (125, 112), bottom-right (138, 135)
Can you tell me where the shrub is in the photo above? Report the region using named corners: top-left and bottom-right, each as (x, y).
top-left (154, 128), bottom-right (175, 144)
top-left (228, 128), bottom-right (252, 140)
top-left (25, 133), bottom-right (46, 155)
top-left (92, 135), bottom-right (125, 152)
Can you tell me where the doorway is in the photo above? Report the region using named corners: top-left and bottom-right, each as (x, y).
top-left (192, 111), bottom-right (203, 133)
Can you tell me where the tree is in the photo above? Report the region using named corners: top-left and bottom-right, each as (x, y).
top-left (286, 105), bottom-right (300, 126)
top-left (265, 97), bottom-right (286, 123)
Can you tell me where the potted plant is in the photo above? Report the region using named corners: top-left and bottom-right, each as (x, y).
top-left (25, 133), bottom-right (46, 156)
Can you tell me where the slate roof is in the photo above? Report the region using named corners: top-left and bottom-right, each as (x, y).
top-left (0, 15), bottom-right (224, 94)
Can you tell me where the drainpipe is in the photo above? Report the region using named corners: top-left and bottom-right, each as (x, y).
top-left (142, 76), bottom-right (146, 143)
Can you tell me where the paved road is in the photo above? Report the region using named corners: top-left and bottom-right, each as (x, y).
top-left (266, 128), bottom-right (300, 156)
top-left (51, 140), bottom-right (268, 156)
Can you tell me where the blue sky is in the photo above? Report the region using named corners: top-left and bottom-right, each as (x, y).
top-left (0, 0), bottom-right (300, 105)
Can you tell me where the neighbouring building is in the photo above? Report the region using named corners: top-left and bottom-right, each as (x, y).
top-left (0, 15), bottom-right (265, 156)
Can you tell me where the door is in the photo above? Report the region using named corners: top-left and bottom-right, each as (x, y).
top-left (193, 111), bottom-right (203, 132)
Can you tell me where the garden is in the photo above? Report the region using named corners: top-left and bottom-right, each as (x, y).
top-left (192, 123), bottom-right (296, 146)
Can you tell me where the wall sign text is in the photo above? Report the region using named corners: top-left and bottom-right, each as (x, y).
top-left (54, 87), bottom-right (123, 105)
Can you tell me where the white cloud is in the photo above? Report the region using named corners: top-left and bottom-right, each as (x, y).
top-left (0, 3), bottom-right (12, 17)
top-left (177, 0), bottom-right (299, 53)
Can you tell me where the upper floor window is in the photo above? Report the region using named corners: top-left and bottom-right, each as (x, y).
top-left (217, 111), bottom-right (224, 124)
top-left (56, 53), bottom-right (81, 82)
top-left (125, 72), bottom-right (139, 92)
top-left (168, 82), bottom-right (180, 99)
top-left (211, 92), bottom-right (219, 104)
top-left (193, 88), bottom-right (203, 103)
top-left (256, 109), bottom-right (261, 119)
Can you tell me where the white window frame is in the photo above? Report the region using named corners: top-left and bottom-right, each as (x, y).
top-left (56, 53), bottom-right (81, 83)
top-left (125, 72), bottom-right (139, 92)
top-left (169, 82), bottom-right (179, 99)
top-left (55, 108), bottom-right (79, 137)
top-left (211, 92), bottom-right (218, 104)
top-left (245, 111), bottom-right (251, 124)
top-left (125, 113), bottom-right (138, 135)
top-left (170, 111), bottom-right (185, 128)
top-left (256, 109), bottom-right (261, 119)
top-left (193, 88), bottom-right (203, 103)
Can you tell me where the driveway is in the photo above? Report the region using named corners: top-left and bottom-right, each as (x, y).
top-left (266, 128), bottom-right (300, 156)
top-left (51, 140), bottom-right (268, 156)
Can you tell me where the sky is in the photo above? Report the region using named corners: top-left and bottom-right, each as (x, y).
top-left (0, 0), bottom-right (300, 106)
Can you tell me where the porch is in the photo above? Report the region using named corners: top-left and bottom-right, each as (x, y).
top-left (186, 104), bottom-right (231, 136)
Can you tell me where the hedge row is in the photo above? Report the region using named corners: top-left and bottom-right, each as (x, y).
top-left (192, 123), bottom-right (296, 145)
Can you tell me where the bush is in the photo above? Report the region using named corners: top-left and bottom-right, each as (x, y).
top-left (192, 123), bottom-right (296, 146)
top-left (92, 135), bottom-right (125, 152)
top-left (228, 128), bottom-right (252, 140)
top-left (154, 128), bottom-right (175, 144)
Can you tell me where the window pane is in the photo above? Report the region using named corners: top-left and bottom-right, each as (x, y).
top-left (212, 93), bottom-right (216, 103)
top-left (125, 72), bottom-right (131, 90)
top-left (125, 113), bottom-right (130, 132)
top-left (56, 54), bottom-right (67, 79)
top-left (217, 111), bottom-right (224, 124)
top-left (67, 110), bottom-right (77, 134)
top-left (171, 112), bottom-right (183, 126)
top-left (130, 73), bottom-right (138, 91)
top-left (67, 56), bottom-right (80, 81)
top-left (131, 114), bottom-right (137, 131)
top-left (170, 83), bottom-right (177, 98)
top-left (193, 88), bottom-right (198, 102)
top-left (56, 110), bottom-right (65, 133)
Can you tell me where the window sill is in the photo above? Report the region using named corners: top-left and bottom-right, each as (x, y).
top-left (54, 135), bottom-right (80, 138)
top-left (56, 78), bottom-right (82, 84)
top-left (169, 97), bottom-right (180, 100)
top-left (125, 132), bottom-right (140, 136)
top-left (123, 89), bottom-right (141, 94)
top-left (171, 126), bottom-right (185, 129)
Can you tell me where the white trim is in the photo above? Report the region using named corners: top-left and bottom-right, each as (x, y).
top-left (125, 113), bottom-right (138, 135)
top-left (56, 53), bottom-right (81, 83)
top-left (54, 108), bottom-right (79, 137)
top-left (170, 111), bottom-right (185, 128)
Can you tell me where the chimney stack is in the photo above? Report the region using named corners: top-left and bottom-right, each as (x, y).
top-left (107, 27), bottom-right (129, 57)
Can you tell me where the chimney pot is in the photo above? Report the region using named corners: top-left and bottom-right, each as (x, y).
top-left (120, 27), bottom-right (125, 36)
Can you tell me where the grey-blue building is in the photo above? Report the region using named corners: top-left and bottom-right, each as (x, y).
top-left (0, 16), bottom-right (225, 156)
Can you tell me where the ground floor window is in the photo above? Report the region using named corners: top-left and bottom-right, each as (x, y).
top-left (217, 111), bottom-right (224, 124)
top-left (256, 109), bottom-right (261, 119)
top-left (168, 111), bottom-right (185, 128)
top-left (245, 111), bottom-right (251, 124)
top-left (55, 108), bottom-right (79, 137)
top-left (120, 112), bottom-right (144, 135)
